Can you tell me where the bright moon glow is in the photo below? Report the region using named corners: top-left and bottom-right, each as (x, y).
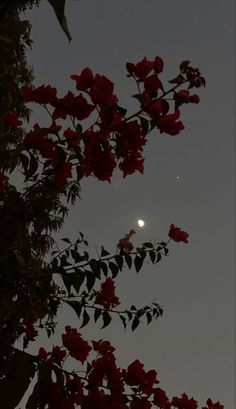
top-left (137, 219), bottom-right (145, 227)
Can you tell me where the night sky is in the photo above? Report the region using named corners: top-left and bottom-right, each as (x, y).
top-left (19, 1), bottom-right (235, 407)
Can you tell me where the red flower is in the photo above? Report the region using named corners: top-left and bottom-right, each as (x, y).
top-left (133, 57), bottom-right (154, 81)
top-left (92, 339), bottom-right (116, 355)
top-left (51, 346), bottom-right (67, 365)
top-left (153, 387), bottom-right (171, 409)
top-left (116, 120), bottom-right (146, 157)
top-left (53, 161), bottom-right (73, 187)
top-left (171, 393), bottom-right (198, 409)
top-left (130, 398), bottom-right (152, 409)
top-left (174, 90), bottom-right (200, 109)
top-left (63, 127), bottom-right (81, 146)
top-left (144, 74), bottom-right (163, 97)
top-left (71, 67), bottom-right (94, 91)
top-left (157, 110), bottom-right (185, 135)
top-left (83, 141), bottom-right (116, 182)
top-left (203, 398), bottom-right (224, 409)
top-left (62, 326), bottom-right (91, 363)
top-left (168, 224), bottom-right (189, 243)
top-left (4, 112), bottom-right (23, 128)
top-left (0, 171), bottom-right (9, 192)
top-left (52, 91), bottom-right (95, 120)
top-left (123, 360), bottom-right (158, 396)
top-left (154, 56), bottom-right (164, 73)
top-left (119, 156), bottom-right (144, 177)
top-left (90, 74), bottom-right (118, 105)
top-left (66, 378), bottom-right (84, 405)
top-left (95, 277), bottom-right (120, 310)
top-left (22, 84), bottom-right (57, 104)
top-left (24, 124), bottom-right (59, 164)
top-left (38, 347), bottom-right (49, 361)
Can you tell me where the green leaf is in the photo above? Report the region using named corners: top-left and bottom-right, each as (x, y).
top-left (67, 300), bottom-right (83, 320)
top-left (86, 270), bottom-right (96, 291)
top-left (134, 255), bottom-right (143, 273)
top-left (169, 74), bottom-right (184, 84)
top-left (108, 261), bottom-right (119, 278)
top-left (62, 271), bottom-right (85, 294)
top-left (149, 250), bottom-right (156, 264)
top-left (119, 315), bottom-right (127, 329)
top-left (146, 312), bottom-right (152, 324)
top-left (47, 0), bottom-right (72, 42)
top-left (80, 309), bottom-right (90, 328)
top-left (131, 317), bottom-right (140, 331)
top-left (142, 242), bottom-right (153, 248)
top-left (26, 152), bottom-right (38, 180)
top-left (94, 308), bottom-right (102, 323)
top-left (155, 253), bottom-right (162, 263)
top-left (61, 237), bottom-right (71, 244)
top-left (100, 246), bottom-right (110, 257)
top-left (101, 311), bottom-right (111, 328)
top-left (99, 261), bottom-right (108, 277)
top-left (114, 254), bottom-right (124, 271)
top-left (124, 253), bottom-right (132, 269)
top-left (0, 351), bottom-right (35, 409)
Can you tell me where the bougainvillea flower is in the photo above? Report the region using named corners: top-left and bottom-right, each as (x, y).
top-left (157, 110), bottom-right (185, 135)
top-left (144, 74), bottom-right (163, 97)
top-left (4, 112), bottom-right (23, 128)
top-left (83, 142), bottom-right (117, 182)
top-left (153, 387), bottom-right (171, 409)
top-left (122, 360), bottom-right (158, 396)
top-left (168, 224), bottom-right (189, 243)
top-left (66, 378), bottom-right (84, 405)
top-left (38, 347), bottom-right (49, 361)
top-left (202, 398), bottom-right (224, 409)
top-left (71, 67), bottom-right (94, 91)
top-left (0, 171), bottom-right (9, 192)
top-left (119, 156), bottom-right (144, 177)
top-left (52, 91), bottom-right (95, 121)
top-left (130, 57), bottom-right (154, 81)
top-left (153, 56), bottom-right (164, 73)
top-left (116, 120), bottom-right (146, 157)
top-left (62, 326), bottom-right (91, 363)
top-left (92, 339), bottom-right (116, 355)
top-left (22, 84), bottom-right (57, 104)
top-left (95, 277), bottom-right (120, 310)
top-left (131, 398), bottom-right (152, 409)
top-left (63, 127), bottom-right (82, 146)
top-left (90, 74), bottom-right (118, 105)
top-left (171, 393), bottom-right (198, 409)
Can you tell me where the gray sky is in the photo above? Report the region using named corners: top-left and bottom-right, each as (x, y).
top-left (21, 1), bottom-right (235, 407)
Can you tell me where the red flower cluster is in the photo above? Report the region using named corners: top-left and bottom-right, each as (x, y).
top-left (22, 84), bottom-right (57, 104)
top-left (38, 346), bottom-right (67, 365)
top-left (117, 229), bottom-right (136, 252)
top-left (203, 399), bottom-right (224, 409)
top-left (36, 330), bottom-right (224, 409)
top-left (18, 57), bottom-right (204, 187)
top-left (171, 393), bottom-right (198, 409)
top-left (168, 224), bottom-right (189, 243)
top-left (62, 326), bottom-right (92, 363)
top-left (122, 360), bottom-right (158, 396)
top-left (95, 277), bottom-right (120, 310)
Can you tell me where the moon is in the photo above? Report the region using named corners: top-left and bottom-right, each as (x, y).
top-left (137, 219), bottom-right (145, 227)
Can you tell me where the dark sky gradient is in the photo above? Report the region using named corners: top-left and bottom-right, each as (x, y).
top-left (19, 1), bottom-right (235, 407)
